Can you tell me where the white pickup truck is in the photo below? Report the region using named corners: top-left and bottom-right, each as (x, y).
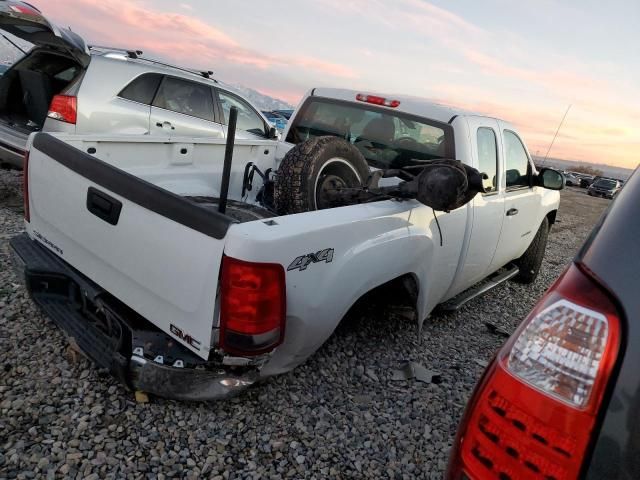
top-left (10, 88), bottom-right (563, 400)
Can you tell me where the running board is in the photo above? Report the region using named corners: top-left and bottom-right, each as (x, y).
top-left (434, 265), bottom-right (519, 314)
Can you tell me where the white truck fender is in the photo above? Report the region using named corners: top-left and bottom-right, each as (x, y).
top-left (223, 202), bottom-right (442, 376)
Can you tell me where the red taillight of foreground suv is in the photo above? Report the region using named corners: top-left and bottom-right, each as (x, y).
top-left (448, 264), bottom-right (621, 480)
top-left (219, 256), bottom-right (286, 356)
top-left (47, 95), bottom-right (77, 124)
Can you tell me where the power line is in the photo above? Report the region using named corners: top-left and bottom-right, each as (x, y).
top-left (542, 104), bottom-right (571, 165)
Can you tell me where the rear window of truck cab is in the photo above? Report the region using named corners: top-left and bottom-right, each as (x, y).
top-left (286, 97), bottom-right (455, 169)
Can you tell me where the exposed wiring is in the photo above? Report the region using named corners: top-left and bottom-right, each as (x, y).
top-left (432, 208), bottom-right (443, 246)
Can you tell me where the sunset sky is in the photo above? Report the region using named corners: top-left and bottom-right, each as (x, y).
top-left (36, 1), bottom-right (640, 168)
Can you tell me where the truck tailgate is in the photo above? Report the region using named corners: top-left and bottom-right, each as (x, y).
top-left (26, 133), bottom-right (234, 359)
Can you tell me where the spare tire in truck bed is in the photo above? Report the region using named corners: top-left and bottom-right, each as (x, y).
top-left (275, 136), bottom-right (370, 215)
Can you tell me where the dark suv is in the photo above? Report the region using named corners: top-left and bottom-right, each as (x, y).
top-left (448, 167), bottom-right (640, 479)
top-left (588, 177), bottom-right (621, 199)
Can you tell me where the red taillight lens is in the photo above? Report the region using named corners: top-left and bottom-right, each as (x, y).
top-left (448, 264), bottom-right (621, 480)
top-left (10, 4), bottom-right (40, 15)
top-left (47, 95), bottom-right (77, 124)
top-left (356, 93), bottom-right (400, 108)
top-left (219, 256), bottom-right (286, 356)
top-left (23, 151), bottom-right (30, 222)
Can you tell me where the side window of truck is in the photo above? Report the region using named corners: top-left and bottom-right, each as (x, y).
top-left (504, 130), bottom-right (531, 189)
top-left (477, 127), bottom-right (498, 193)
top-left (118, 73), bottom-right (163, 105)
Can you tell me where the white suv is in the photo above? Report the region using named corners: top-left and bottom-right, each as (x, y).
top-left (0, 1), bottom-right (275, 168)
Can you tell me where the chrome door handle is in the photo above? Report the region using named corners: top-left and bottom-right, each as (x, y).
top-left (506, 208), bottom-right (519, 216)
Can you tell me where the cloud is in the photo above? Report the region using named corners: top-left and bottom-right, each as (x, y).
top-left (43, 0), bottom-right (357, 78)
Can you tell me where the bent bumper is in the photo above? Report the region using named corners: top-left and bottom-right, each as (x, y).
top-left (129, 356), bottom-right (259, 401)
top-left (10, 233), bottom-right (258, 401)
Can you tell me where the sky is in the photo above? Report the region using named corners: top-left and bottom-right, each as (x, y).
top-left (30, 1), bottom-right (640, 167)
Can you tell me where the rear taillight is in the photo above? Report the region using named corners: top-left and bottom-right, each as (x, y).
top-left (356, 93), bottom-right (400, 108)
top-left (23, 151), bottom-right (30, 222)
top-left (448, 264), bottom-right (621, 480)
top-left (10, 4), bottom-right (40, 15)
top-left (219, 256), bottom-right (286, 356)
top-left (47, 95), bottom-right (77, 124)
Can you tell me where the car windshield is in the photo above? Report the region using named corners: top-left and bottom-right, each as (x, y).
top-left (286, 98), bottom-right (453, 169)
top-left (594, 178), bottom-right (616, 188)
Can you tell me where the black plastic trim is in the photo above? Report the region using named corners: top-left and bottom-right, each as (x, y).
top-left (32, 133), bottom-right (235, 239)
top-left (0, 139), bottom-right (26, 155)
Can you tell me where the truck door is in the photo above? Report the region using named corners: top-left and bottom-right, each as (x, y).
top-left (448, 117), bottom-right (505, 295)
top-left (150, 76), bottom-right (225, 138)
top-left (490, 125), bottom-right (543, 270)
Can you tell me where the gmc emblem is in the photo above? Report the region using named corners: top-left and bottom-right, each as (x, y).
top-left (170, 324), bottom-right (201, 348)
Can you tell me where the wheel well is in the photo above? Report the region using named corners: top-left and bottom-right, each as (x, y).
top-left (546, 209), bottom-right (558, 226)
top-left (340, 273), bottom-right (419, 324)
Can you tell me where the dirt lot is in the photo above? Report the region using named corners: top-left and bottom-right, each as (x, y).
top-left (0, 171), bottom-right (610, 479)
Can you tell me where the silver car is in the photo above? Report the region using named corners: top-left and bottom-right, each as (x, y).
top-left (0, 1), bottom-right (276, 168)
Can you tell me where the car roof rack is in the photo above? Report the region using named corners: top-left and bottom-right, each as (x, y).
top-left (88, 45), bottom-right (143, 59)
top-left (88, 45), bottom-right (218, 82)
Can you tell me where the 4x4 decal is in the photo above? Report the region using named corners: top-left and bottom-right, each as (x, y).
top-left (288, 248), bottom-right (334, 271)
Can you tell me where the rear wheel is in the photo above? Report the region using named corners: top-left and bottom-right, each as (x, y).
top-left (275, 136), bottom-right (370, 215)
top-left (513, 217), bottom-right (549, 284)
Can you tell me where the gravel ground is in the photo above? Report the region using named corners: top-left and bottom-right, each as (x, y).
top-left (0, 169), bottom-right (610, 479)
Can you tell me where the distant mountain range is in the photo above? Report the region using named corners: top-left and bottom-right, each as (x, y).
top-left (222, 83), bottom-right (293, 112)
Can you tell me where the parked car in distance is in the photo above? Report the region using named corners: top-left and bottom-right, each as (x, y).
top-left (588, 176), bottom-right (621, 199)
top-left (11, 88), bottom-right (563, 400)
top-left (563, 171), bottom-right (580, 186)
top-left (262, 110), bottom-right (287, 131)
top-left (0, 0), bottom-right (275, 168)
top-left (447, 166), bottom-right (639, 479)
top-left (579, 174), bottom-right (596, 188)
top-left (274, 109), bottom-right (294, 120)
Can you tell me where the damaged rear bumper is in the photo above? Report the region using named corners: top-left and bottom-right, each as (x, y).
top-left (9, 233), bottom-right (259, 401)
top-left (128, 356), bottom-right (258, 401)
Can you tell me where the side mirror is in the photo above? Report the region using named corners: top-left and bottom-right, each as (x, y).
top-left (268, 126), bottom-right (279, 140)
top-left (537, 168), bottom-right (564, 190)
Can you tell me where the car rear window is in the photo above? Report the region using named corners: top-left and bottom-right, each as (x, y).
top-left (286, 97), bottom-right (454, 169)
top-left (593, 179), bottom-right (616, 188)
top-left (119, 73), bottom-right (162, 105)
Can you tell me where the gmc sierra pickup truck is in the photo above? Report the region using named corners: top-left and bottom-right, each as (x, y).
top-left (10, 88), bottom-right (563, 400)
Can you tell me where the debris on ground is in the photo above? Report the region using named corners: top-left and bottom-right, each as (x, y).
top-left (485, 321), bottom-right (511, 338)
top-left (134, 391), bottom-right (149, 403)
top-left (392, 361), bottom-right (442, 384)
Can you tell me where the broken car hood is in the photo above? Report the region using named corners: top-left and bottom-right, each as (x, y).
top-left (0, 1), bottom-right (89, 66)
